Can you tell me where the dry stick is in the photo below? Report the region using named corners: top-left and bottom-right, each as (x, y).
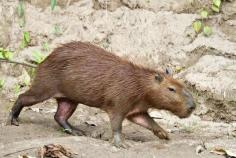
top-left (66, 0), bottom-right (71, 7)
top-left (3, 147), bottom-right (38, 157)
top-left (0, 59), bottom-right (37, 68)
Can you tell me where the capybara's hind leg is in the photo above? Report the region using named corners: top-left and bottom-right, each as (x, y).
top-left (7, 90), bottom-right (52, 126)
top-left (54, 98), bottom-right (83, 136)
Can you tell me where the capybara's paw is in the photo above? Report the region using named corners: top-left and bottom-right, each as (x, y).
top-left (6, 113), bottom-right (19, 126)
top-left (111, 138), bottom-right (129, 149)
top-left (153, 129), bottom-right (169, 140)
top-left (110, 133), bottom-right (129, 149)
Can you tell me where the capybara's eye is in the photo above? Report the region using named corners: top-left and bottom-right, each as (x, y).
top-left (168, 87), bottom-right (176, 92)
top-left (155, 74), bottom-right (163, 82)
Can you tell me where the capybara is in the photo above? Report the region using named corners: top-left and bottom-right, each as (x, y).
top-left (7, 41), bottom-right (196, 148)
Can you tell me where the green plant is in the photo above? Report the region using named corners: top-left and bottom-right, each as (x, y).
top-left (193, 21), bottom-right (202, 33)
top-left (0, 79), bottom-right (5, 89)
top-left (200, 9), bottom-right (209, 19)
top-left (23, 72), bottom-right (31, 86)
top-left (0, 48), bottom-right (14, 60)
top-left (20, 31), bottom-right (31, 49)
top-left (51, 0), bottom-right (57, 11)
top-left (17, 0), bottom-right (25, 27)
top-left (53, 24), bottom-right (62, 36)
top-left (17, 0), bottom-right (24, 17)
top-left (203, 26), bottom-right (212, 36)
top-left (27, 67), bottom-right (36, 79)
top-left (192, 0), bottom-right (225, 36)
top-left (212, 0), bottom-right (221, 12)
top-left (0, 48), bottom-right (37, 68)
top-left (14, 84), bottom-right (21, 94)
top-left (32, 51), bottom-right (46, 64)
top-left (42, 41), bottom-right (50, 52)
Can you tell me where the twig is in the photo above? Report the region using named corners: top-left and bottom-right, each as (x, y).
top-left (3, 147), bottom-right (37, 157)
top-left (66, 0), bottom-right (71, 7)
top-left (0, 59), bottom-right (37, 68)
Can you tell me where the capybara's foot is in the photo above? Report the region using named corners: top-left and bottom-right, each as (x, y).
top-left (110, 133), bottom-right (129, 148)
top-left (111, 138), bottom-right (129, 149)
top-left (153, 128), bottom-right (169, 140)
top-left (63, 128), bottom-right (85, 136)
top-left (6, 112), bottom-right (19, 126)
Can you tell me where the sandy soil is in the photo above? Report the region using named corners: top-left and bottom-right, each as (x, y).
top-left (0, 96), bottom-right (235, 158)
top-left (0, 0), bottom-right (236, 157)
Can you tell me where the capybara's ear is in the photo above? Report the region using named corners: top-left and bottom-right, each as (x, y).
top-left (165, 68), bottom-right (172, 76)
top-left (165, 68), bottom-right (171, 75)
top-left (155, 72), bottom-right (163, 83)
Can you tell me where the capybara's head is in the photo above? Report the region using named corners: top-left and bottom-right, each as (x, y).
top-left (147, 70), bottom-right (196, 118)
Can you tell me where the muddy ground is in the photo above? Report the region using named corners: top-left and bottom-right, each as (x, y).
top-left (0, 0), bottom-right (236, 157)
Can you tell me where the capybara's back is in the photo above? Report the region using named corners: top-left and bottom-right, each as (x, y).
top-left (36, 41), bottom-right (149, 107)
top-left (8, 41), bottom-right (196, 148)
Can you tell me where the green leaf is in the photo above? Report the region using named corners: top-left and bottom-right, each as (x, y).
top-left (32, 51), bottom-right (45, 64)
top-left (213, 0), bottom-right (221, 8)
top-left (51, 0), bottom-right (57, 11)
top-left (3, 51), bottom-right (13, 60)
top-left (53, 24), bottom-right (62, 36)
top-left (175, 66), bottom-right (183, 73)
top-left (17, 1), bottom-right (25, 27)
top-left (0, 79), bottom-right (5, 89)
top-left (23, 31), bottom-right (30, 43)
top-left (0, 52), bottom-right (4, 59)
top-left (20, 40), bottom-right (26, 49)
top-left (27, 68), bottom-right (36, 79)
top-left (212, 4), bottom-right (220, 12)
top-left (42, 42), bottom-right (49, 52)
top-left (23, 72), bottom-right (31, 86)
top-left (17, 1), bottom-right (24, 17)
top-left (193, 21), bottom-right (202, 33)
top-left (0, 48), bottom-right (13, 60)
top-left (14, 84), bottom-right (21, 94)
top-left (20, 32), bottom-right (30, 48)
top-left (200, 10), bottom-right (208, 19)
top-left (203, 26), bottom-right (212, 36)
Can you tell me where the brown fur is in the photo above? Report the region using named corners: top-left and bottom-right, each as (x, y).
top-left (35, 42), bottom-right (190, 114)
top-left (8, 41), bottom-right (195, 147)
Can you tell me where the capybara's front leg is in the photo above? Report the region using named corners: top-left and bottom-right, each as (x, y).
top-left (109, 113), bottom-right (129, 148)
top-left (127, 112), bottom-right (169, 140)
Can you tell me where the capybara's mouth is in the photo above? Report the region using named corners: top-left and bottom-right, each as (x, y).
top-left (178, 114), bottom-right (190, 118)
top-left (176, 110), bottom-right (193, 119)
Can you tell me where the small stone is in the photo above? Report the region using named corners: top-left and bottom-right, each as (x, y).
top-left (196, 145), bottom-right (205, 154)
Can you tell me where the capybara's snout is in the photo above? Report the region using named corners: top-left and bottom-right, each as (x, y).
top-left (183, 89), bottom-right (196, 113)
top-left (177, 89), bottom-right (196, 118)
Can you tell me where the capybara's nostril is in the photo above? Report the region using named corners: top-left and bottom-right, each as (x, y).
top-left (190, 105), bottom-right (195, 110)
top-left (188, 102), bottom-right (196, 112)
top-left (182, 89), bottom-right (195, 111)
